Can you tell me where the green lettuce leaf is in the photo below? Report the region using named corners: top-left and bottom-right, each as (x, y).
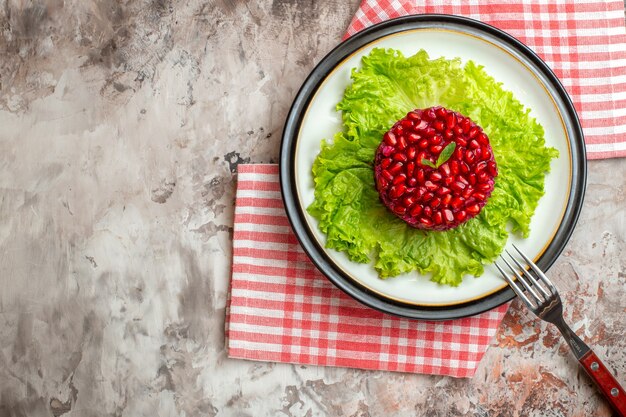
top-left (307, 48), bottom-right (559, 286)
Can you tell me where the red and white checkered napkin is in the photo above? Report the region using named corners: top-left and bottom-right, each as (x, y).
top-left (346, 0), bottom-right (626, 159)
top-left (226, 165), bottom-right (509, 378)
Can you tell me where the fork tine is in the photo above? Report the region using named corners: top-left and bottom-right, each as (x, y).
top-left (500, 255), bottom-right (542, 304)
top-left (512, 244), bottom-right (556, 293)
top-left (494, 261), bottom-right (536, 308)
top-left (505, 250), bottom-right (551, 299)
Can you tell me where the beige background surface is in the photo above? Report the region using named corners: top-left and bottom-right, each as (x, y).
top-left (0, 1), bottom-right (624, 416)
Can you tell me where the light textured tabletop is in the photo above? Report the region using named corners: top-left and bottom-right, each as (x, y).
top-left (0, 1), bottom-right (624, 416)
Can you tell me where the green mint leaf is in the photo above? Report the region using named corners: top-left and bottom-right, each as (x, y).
top-left (421, 158), bottom-right (436, 169)
top-left (436, 142), bottom-right (456, 168)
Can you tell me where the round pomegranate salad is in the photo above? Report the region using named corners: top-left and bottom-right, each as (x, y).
top-left (374, 106), bottom-right (498, 231)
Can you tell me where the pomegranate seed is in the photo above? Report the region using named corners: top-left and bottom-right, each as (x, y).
top-left (451, 181), bottom-right (466, 192)
top-left (423, 206), bottom-right (432, 217)
top-left (419, 217), bottom-right (433, 226)
top-left (393, 173), bottom-right (406, 185)
top-left (384, 131), bottom-right (397, 146)
top-left (393, 205), bottom-right (407, 215)
top-left (430, 172), bottom-right (442, 182)
top-left (423, 127), bottom-right (436, 137)
top-left (400, 119), bottom-right (413, 129)
top-left (390, 184), bottom-right (407, 198)
top-left (403, 196), bottom-right (415, 206)
top-left (408, 133), bottom-right (421, 143)
top-left (424, 181), bottom-right (438, 191)
top-left (409, 204), bottom-right (423, 217)
top-left (468, 127), bottom-right (479, 138)
top-left (394, 125), bottom-right (404, 136)
top-left (442, 194), bottom-right (452, 206)
top-left (449, 161), bottom-right (459, 175)
top-left (389, 162), bottom-right (403, 175)
top-left (466, 204), bottom-right (480, 214)
top-left (456, 137), bottom-right (467, 147)
top-left (433, 211), bottom-right (443, 225)
top-left (381, 158), bottom-right (392, 169)
top-left (422, 192), bottom-right (434, 202)
top-left (393, 152), bottom-right (408, 162)
top-left (437, 186), bottom-right (450, 196)
top-left (407, 111), bottom-right (421, 121)
top-left (460, 162), bottom-right (470, 174)
top-left (433, 120), bottom-right (445, 131)
top-left (415, 187), bottom-right (426, 198)
top-left (477, 182), bottom-right (492, 192)
top-left (397, 135), bottom-right (407, 150)
top-left (476, 161), bottom-right (487, 173)
top-left (430, 197), bottom-right (441, 208)
top-left (477, 132), bottom-right (489, 145)
top-left (377, 177), bottom-right (388, 189)
top-left (382, 170), bottom-right (393, 181)
top-left (460, 118), bottom-right (471, 133)
top-left (487, 161), bottom-right (498, 176)
top-left (454, 146), bottom-right (464, 160)
top-left (407, 147), bottom-right (416, 159)
top-left (423, 109), bottom-right (436, 121)
top-left (435, 107), bottom-right (447, 118)
top-left (454, 126), bottom-right (464, 136)
top-left (465, 150), bottom-right (476, 164)
top-left (446, 113), bottom-right (457, 129)
top-left (439, 163), bottom-right (451, 176)
top-left (443, 176), bottom-right (454, 186)
top-left (481, 147), bottom-right (492, 160)
top-left (407, 177), bottom-right (417, 187)
top-left (450, 197), bottom-right (464, 209)
top-left (414, 120), bottom-right (428, 131)
top-left (469, 139), bottom-right (480, 149)
top-left (462, 187), bottom-right (473, 199)
top-left (457, 175), bottom-right (469, 185)
top-left (431, 135), bottom-right (443, 145)
top-left (418, 139), bottom-right (429, 149)
top-left (455, 210), bottom-right (467, 222)
top-left (473, 192), bottom-right (486, 200)
top-left (468, 173), bottom-right (477, 185)
top-left (416, 169), bottom-right (425, 183)
top-left (382, 146), bottom-right (393, 157)
top-left (444, 130), bottom-right (454, 140)
top-left (443, 209), bottom-right (454, 223)
top-left (477, 171), bottom-right (489, 183)
top-left (406, 162), bottom-right (415, 176)
top-left (429, 145), bottom-right (443, 154)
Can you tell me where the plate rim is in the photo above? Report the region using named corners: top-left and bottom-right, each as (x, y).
top-left (279, 14), bottom-right (587, 320)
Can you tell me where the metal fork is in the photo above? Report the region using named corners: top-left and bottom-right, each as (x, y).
top-left (495, 245), bottom-right (626, 416)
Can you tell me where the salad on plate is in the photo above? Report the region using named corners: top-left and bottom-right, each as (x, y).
top-left (308, 48), bottom-right (558, 286)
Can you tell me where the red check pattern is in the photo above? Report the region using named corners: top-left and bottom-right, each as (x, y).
top-left (226, 165), bottom-right (509, 378)
top-left (345, 0), bottom-right (626, 159)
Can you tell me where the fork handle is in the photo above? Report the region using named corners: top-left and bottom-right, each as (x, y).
top-left (580, 350), bottom-right (626, 415)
